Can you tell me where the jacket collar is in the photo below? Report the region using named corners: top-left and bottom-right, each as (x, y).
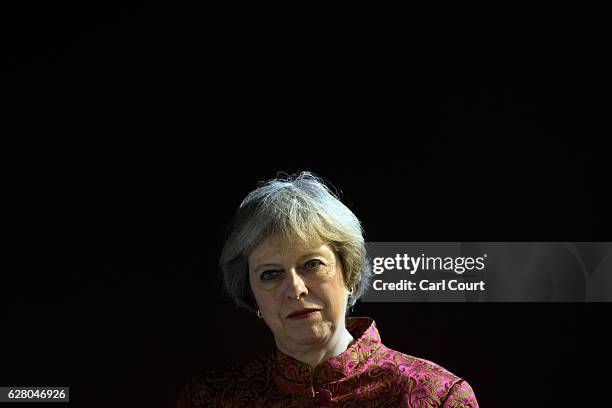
top-left (273, 316), bottom-right (382, 395)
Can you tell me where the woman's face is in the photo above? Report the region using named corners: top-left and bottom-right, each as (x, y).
top-left (248, 234), bottom-right (349, 350)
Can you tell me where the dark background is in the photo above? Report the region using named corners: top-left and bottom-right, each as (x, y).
top-left (2, 1), bottom-right (610, 407)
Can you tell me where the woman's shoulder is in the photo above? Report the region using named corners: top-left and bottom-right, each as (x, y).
top-left (376, 344), bottom-right (461, 380)
top-left (177, 354), bottom-right (276, 408)
top-left (372, 345), bottom-right (478, 406)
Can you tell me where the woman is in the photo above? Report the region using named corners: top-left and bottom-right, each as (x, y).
top-left (177, 172), bottom-right (478, 407)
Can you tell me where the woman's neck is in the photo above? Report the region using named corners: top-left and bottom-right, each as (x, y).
top-left (278, 327), bottom-right (355, 370)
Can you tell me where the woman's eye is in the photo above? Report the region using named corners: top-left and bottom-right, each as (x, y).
top-left (305, 259), bottom-right (324, 270)
top-left (261, 270), bottom-right (280, 281)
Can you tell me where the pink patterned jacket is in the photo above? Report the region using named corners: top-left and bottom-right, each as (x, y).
top-left (177, 316), bottom-right (478, 407)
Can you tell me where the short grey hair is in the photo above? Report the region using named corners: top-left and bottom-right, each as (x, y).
top-left (219, 171), bottom-right (371, 313)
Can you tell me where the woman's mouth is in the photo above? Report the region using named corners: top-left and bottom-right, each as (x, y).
top-left (286, 309), bottom-right (320, 320)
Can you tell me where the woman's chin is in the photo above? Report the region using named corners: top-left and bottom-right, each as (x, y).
top-left (285, 322), bottom-right (331, 344)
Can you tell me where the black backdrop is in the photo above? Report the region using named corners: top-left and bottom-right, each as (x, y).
top-left (2, 1), bottom-right (611, 407)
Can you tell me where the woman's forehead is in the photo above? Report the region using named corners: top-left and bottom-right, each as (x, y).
top-left (249, 234), bottom-right (334, 263)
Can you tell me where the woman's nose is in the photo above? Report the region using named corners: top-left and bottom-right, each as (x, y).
top-left (285, 268), bottom-right (308, 300)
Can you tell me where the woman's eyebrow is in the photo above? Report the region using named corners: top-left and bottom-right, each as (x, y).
top-left (298, 251), bottom-right (333, 261)
top-left (254, 263), bottom-right (281, 273)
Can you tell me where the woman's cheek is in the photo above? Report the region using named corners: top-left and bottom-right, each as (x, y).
top-left (258, 278), bottom-right (284, 292)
